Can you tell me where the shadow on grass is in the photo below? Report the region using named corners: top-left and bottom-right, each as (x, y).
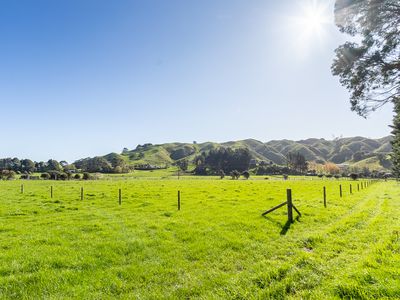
top-left (280, 221), bottom-right (291, 235)
top-left (262, 215), bottom-right (300, 235)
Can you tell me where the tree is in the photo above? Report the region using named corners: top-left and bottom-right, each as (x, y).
top-left (332, 0), bottom-right (400, 177)
top-left (324, 162), bottom-right (340, 175)
top-left (47, 159), bottom-right (62, 172)
top-left (349, 173), bottom-right (359, 180)
top-left (230, 170), bottom-right (240, 180)
top-left (286, 152), bottom-right (308, 174)
top-left (242, 171), bottom-right (250, 180)
top-left (74, 157), bottom-right (112, 173)
top-left (82, 172), bottom-right (92, 180)
top-left (194, 147), bottom-right (251, 175)
top-left (176, 159), bottom-right (189, 172)
top-left (1, 170), bottom-right (15, 180)
top-left (332, 0), bottom-right (400, 116)
top-left (391, 100), bottom-right (400, 177)
top-left (40, 173), bottom-right (50, 180)
top-left (113, 166), bottom-right (123, 173)
top-left (59, 161), bottom-right (69, 167)
top-left (21, 159), bottom-right (36, 173)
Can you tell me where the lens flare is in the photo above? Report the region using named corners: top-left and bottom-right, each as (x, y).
top-left (283, 0), bottom-right (332, 57)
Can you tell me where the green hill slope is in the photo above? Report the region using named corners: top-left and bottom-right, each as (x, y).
top-left (91, 136), bottom-right (392, 171)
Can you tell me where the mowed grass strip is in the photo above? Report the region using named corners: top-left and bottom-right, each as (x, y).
top-left (0, 179), bottom-right (398, 299)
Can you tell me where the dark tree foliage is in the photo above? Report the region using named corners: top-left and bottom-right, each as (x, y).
top-left (390, 100), bottom-right (400, 177)
top-left (170, 146), bottom-right (195, 160)
top-left (242, 171), bottom-right (250, 180)
top-left (74, 157), bottom-right (113, 173)
top-left (0, 158), bottom-right (56, 173)
top-left (230, 170), bottom-right (240, 180)
top-left (194, 147), bottom-right (251, 175)
top-left (176, 159), bottom-right (189, 172)
top-left (40, 173), bottom-right (50, 180)
top-left (47, 159), bottom-right (62, 172)
top-left (332, 0), bottom-right (400, 116)
top-left (82, 172), bottom-right (92, 180)
top-left (0, 158), bottom-right (22, 172)
top-left (349, 173), bottom-right (359, 180)
top-left (21, 159), bottom-right (36, 173)
top-left (286, 152), bottom-right (308, 174)
top-left (256, 164), bottom-right (305, 176)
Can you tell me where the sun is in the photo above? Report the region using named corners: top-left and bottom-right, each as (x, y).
top-left (283, 0), bottom-right (333, 57)
top-left (299, 1), bottom-right (330, 37)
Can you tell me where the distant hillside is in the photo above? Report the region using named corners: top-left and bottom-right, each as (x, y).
top-left (95, 136), bottom-right (393, 171)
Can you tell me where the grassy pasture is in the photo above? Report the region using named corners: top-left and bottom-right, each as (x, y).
top-left (0, 178), bottom-right (399, 299)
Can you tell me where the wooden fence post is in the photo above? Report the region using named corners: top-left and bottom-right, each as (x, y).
top-left (287, 189), bottom-right (293, 223)
top-left (323, 186), bottom-right (327, 208)
top-left (21, 184), bottom-right (24, 194)
top-left (350, 184), bottom-right (352, 194)
top-left (357, 183), bottom-right (360, 191)
top-left (178, 190), bottom-right (181, 210)
top-left (119, 189), bottom-right (122, 205)
top-left (51, 186), bottom-right (53, 198)
top-left (339, 184), bottom-right (342, 198)
top-left (81, 187), bottom-right (84, 200)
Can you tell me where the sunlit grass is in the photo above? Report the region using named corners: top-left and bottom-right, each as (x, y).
top-left (0, 178), bottom-right (398, 298)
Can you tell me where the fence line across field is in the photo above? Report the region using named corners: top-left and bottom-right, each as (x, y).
top-left (9, 179), bottom-right (378, 221)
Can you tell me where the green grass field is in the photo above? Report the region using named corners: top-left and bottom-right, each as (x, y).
top-left (0, 178), bottom-right (399, 299)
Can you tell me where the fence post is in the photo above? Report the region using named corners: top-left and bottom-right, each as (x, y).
top-left (287, 189), bottom-right (293, 223)
top-left (178, 190), bottom-right (181, 210)
top-left (81, 187), bottom-right (84, 200)
top-left (51, 186), bottom-right (53, 198)
top-left (323, 186), bottom-right (327, 208)
top-left (119, 188), bottom-right (122, 205)
top-left (339, 184), bottom-right (342, 198)
top-left (21, 184), bottom-right (24, 194)
top-left (357, 183), bottom-right (360, 191)
top-left (350, 184), bottom-right (352, 194)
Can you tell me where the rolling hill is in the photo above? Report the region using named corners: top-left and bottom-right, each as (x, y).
top-left (93, 136), bottom-right (393, 171)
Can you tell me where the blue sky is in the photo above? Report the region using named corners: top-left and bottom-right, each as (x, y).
top-left (0, 0), bottom-right (393, 162)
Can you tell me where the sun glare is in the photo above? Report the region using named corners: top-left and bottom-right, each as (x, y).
top-left (284, 0), bottom-right (331, 56)
top-left (299, 1), bottom-right (330, 37)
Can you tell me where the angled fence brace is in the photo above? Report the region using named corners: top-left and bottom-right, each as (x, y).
top-left (262, 189), bottom-right (301, 223)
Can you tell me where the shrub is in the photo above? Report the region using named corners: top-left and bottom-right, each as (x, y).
top-left (48, 171), bottom-right (62, 180)
top-left (74, 174), bottom-right (81, 180)
top-left (114, 166), bottom-right (123, 174)
top-left (242, 171), bottom-right (250, 180)
top-left (349, 173), bottom-right (359, 180)
top-left (59, 173), bottom-right (68, 180)
top-left (219, 170), bottom-right (225, 179)
top-left (7, 171), bottom-right (16, 180)
top-left (325, 174), bottom-right (333, 178)
top-left (317, 174), bottom-right (324, 178)
top-left (334, 174), bottom-right (341, 179)
top-left (230, 170), bottom-right (240, 180)
top-left (1, 170), bottom-right (16, 180)
top-left (283, 174), bottom-right (288, 180)
top-left (83, 172), bottom-right (92, 180)
top-left (40, 173), bottom-right (50, 180)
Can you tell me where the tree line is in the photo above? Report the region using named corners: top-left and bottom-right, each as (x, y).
top-left (0, 155), bottom-right (133, 175)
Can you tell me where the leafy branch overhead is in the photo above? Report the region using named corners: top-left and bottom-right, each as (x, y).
top-left (332, 0), bottom-right (400, 116)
